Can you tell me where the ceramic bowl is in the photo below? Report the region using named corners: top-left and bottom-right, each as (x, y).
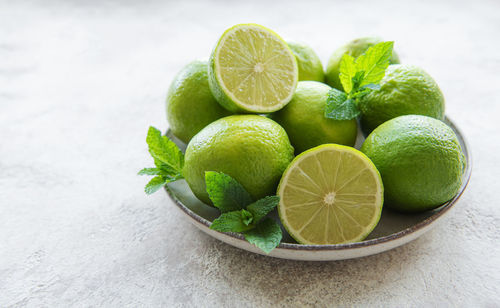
top-left (164, 116), bottom-right (471, 261)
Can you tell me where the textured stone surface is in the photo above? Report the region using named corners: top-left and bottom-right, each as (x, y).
top-left (1, 0), bottom-right (499, 306)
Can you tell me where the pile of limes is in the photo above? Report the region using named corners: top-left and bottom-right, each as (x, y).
top-left (165, 24), bottom-right (466, 245)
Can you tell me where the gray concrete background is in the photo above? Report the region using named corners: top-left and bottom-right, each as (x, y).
top-left (1, 0), bottom-right (499, 306)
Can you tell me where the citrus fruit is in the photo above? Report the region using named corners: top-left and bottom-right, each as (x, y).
top-left (208, 24), bottom-right (298, 113)
top-left (361, 115), bottom-right (466, 212)
top-left (271, 81), bottom-right (357, 154)
top-left (359, 64), bottom-right (445, 133)
top-left (287, 41), bottom-right (324, 82)
top-left (325, 37), bottom-right (400, 91)
top-left (277, 144), bottom-right (383, 245)
top-left (166, 60), bottom-right (232, 143)
top-left (183, 115), bottom-right (294, 205)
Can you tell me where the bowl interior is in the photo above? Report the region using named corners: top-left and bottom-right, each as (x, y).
top-left (165, 116), bottom-right (471, 246)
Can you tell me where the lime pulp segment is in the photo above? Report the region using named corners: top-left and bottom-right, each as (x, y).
top-left (277, 144), bottom-right (383, 245)
top-left (211, 24), bottom-right (298, 113)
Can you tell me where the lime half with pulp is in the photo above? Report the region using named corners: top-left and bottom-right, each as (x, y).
top-left (208, 24), bottom-right (298, 113)
top-left (277, 144), bottom-right (383, 245)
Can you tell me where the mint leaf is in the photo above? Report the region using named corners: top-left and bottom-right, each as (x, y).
top-left (351, 71), bottom-right (365, 91)
top-left (339, 54), bottom-right (356, 93)
top-left (205, 171), bottom-right (253, 213)
top-left (246, 195), bottom-right (280, 224)
top-left (243, 218), bottom-right (282, 254)
top-left (325, 88), bottom-right (360, 120)
top-left (203, 172), bottom-right (282, 253)
top-left (210, 210), bottom-right (254, 233)
top-left (140, 126), bottom-right (184, 195)
top-left (153, 158), bottom-right (179, 175)
top-left (163, 173), bottom-right (184, 182)
top-left (354, 41), bottom-right (393, 88)
top-left (138, 168), bottom-right (161, 176)
top-left (241, 209), bottom-right (254, 226)
top-left (145, 176), bottom-right (167, 194)
top-left (146, 126), bottom-right (184, 176)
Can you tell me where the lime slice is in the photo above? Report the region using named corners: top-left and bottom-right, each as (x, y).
top-left (208, 24), bottom-right (298, 113)
top-left (277, 144), bottom-right (384, 245)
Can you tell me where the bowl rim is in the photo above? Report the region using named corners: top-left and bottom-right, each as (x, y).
top-left (164, 116), bottom-right (472, 251)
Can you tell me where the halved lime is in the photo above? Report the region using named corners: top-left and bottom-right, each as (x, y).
top-left (277, 144), bottom-right (384, 245)
top-left (208, 24), bottom-right (298, 113)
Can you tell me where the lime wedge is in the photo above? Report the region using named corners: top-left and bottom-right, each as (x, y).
top-left (277, 144), bottom-right (384, 245)
top-left (208, 24), bottom-right (298, 113)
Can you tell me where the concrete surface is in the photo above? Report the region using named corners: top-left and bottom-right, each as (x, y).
top-left (1, 0), bottom-right (499, 306)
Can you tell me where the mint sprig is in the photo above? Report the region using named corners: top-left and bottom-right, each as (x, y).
top-left (325, 41), bottom-right (394, 120)
top-left (206, 172), bottom-right (282, 254)
top-left (139, 128), bottom-right (282, 253)
top-left (139, 126), bottom-right (184, 194)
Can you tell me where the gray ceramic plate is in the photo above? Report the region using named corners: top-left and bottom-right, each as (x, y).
top-left (164, 117), bottom-right (471, 261)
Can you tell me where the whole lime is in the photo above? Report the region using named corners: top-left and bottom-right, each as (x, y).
top-left (166, 60), bottom-right (232, 143)
top-left (271, 81), bottom-right (357, 154)
top-left (183, 115), bottom-right (294, 205)
top-left (360, 115), bottom-right (466, 212)
top-left (359, 64), bottom-right (445, 133)
top-left (287, 41), bottom-right (324, 82)
top-left (325, 37), bottom-right (400, 91)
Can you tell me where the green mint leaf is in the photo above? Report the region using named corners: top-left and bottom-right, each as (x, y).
top-left (354, 41), bottom-right (393, 88)
top-left (241, 209), bottom-right (254, 226)
top-left (325, 88), bottom-right (360, 120)
top-left (205, 171), bottom-right (253, 213)
top-left (339, 54), bottom-right (356, 93)
top-left (246, 195), bottom-right (280, 224)
top-left (350, 87), bottom-right (372, 100)
top-left (163, 173), bottom-right (184, 182)
top-left (138, 168), bottom-right (161, 176)
top-left (140, 126), bottom-right (185, 195)
top-left (243, 218), bottom-right (282, 254)
top-left (146, 126), bottom-right (184, 176)
top-left (210, 210), bottom-right (254, 233)
top-left (153, 158), bottom-right (175, 173)
top-left (351, 71), bottom-right (365, 91)
top-left (144, 176), bottom-right (167, 194)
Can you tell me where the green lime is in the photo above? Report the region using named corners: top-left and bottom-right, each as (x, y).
top-left (277, 144), bottom-right (383, 245)
top-left (183, 115), bottom-right (294, 205)
top-left (287, 41), bottom-right (324, 82)
top-left (360, 115), bottom-right (466, 212)
top-left (166, 60), bottom-right (232, 143)
top-left (325, 37), bottom-right (400, 91)
top-left (208, 24), bottom-right (298, 113)
top-left (358, 64), bottom-right (445, 133)
top-left (271, 81), bottom-right (357, 154)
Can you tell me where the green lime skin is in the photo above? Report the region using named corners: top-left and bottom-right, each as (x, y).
top-left (271, 81), bottom-right (357, 154)
top-left (360, 115), bottom-right (466, 212)
top-left (359, 64), bottom-right (445, 133)
top-left (287, 42), bottom-right (325, 82)
top-left (166, 60), bottom-right (232, 143)
top-left (325, 37), bottom-right (400, 91)
top-left (183, 115), bottom-right (295, 205)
